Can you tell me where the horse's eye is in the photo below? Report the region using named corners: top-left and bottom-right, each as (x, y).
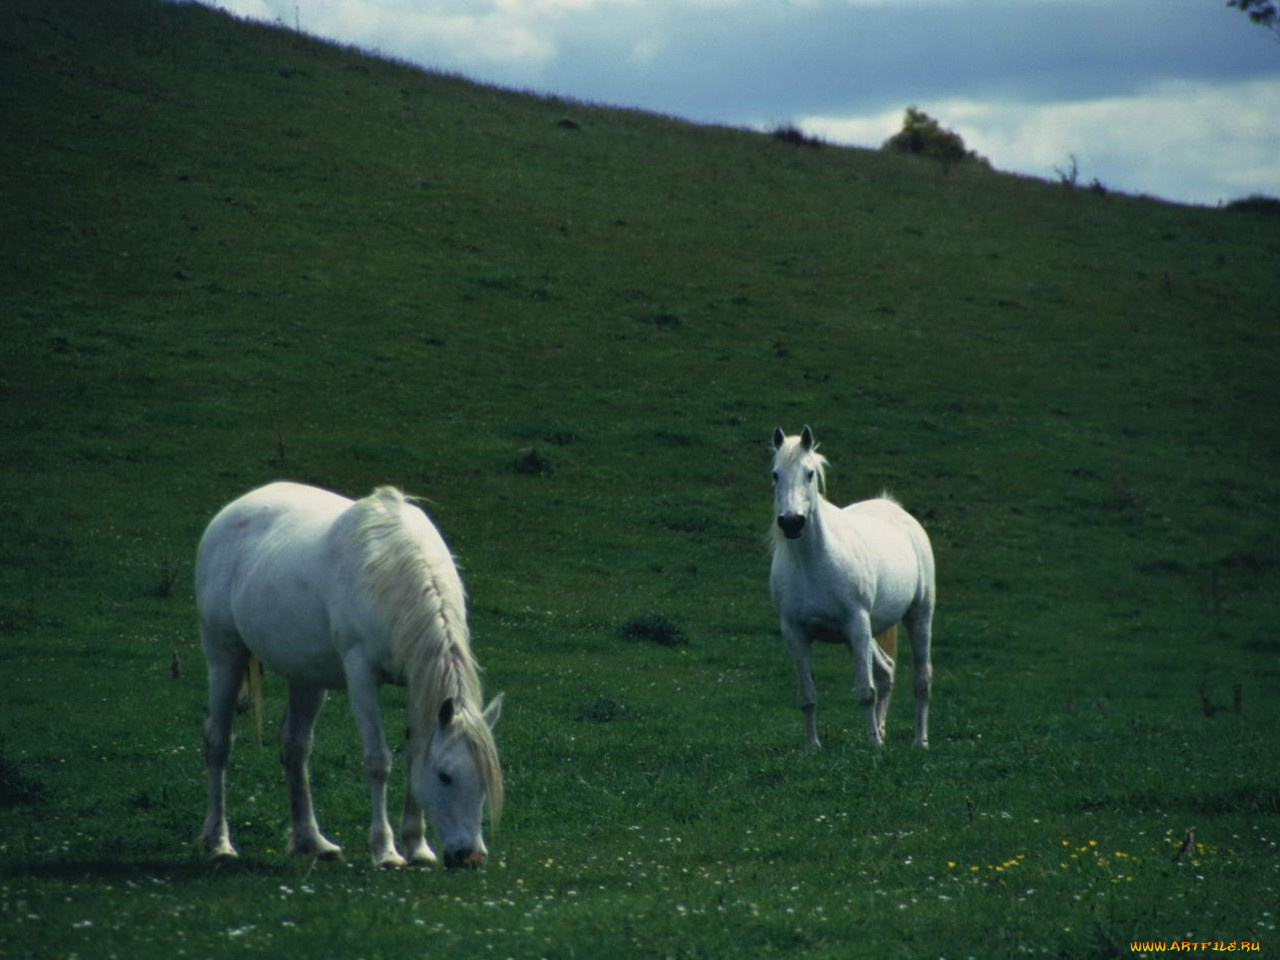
top-left (805, 470), bottom-right (815, 483)
top-left (438, 771), bottom-right (453, 787)
top-left (771, 471), bottom-right (779, 484)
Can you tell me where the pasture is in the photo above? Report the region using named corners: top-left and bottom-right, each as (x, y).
top-left (2, 1), bottom-right (1278, 956)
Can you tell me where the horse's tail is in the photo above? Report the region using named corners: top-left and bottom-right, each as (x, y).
top-left (242, 654), bottom-right (265, 747)
top-left (875, 626), bottom-right (898, 663)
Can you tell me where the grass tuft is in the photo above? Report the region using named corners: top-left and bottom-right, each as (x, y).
top-left (578, 697), bottom-right (633, 723)
top-left (513, 448), bottom-right (554, 476)
top-left (618, 613), bottom-right (689, 647)
top-left (0, 751), bottom-right (47, 808)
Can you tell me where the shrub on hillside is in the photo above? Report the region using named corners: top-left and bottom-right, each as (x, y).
top-left (771, 122), bottom-right (824, 148)
top-left (882, 107), bottom-right (988, 168)
top-left (1226, 194), bottom-right (1280, 217)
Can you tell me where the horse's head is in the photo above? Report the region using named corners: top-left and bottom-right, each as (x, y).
top-left (771, 425), bottom-right (827, 540)
top-left (415, 694), bottom-right (504, 869)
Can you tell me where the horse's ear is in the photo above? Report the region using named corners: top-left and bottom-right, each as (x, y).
top-left (772, 427), bottom-right (785, 451)
top-left (438, 697), bottom-right (455, 730)
top-left (483, 693), bottom-right (504, 730)
top-left (800, 425), bottom-right (814, 450)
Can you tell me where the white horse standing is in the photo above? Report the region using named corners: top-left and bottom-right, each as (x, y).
top-left (769, 427), bottom-right (935, 749)
top-left (196, 482), bottom-right (504, 869)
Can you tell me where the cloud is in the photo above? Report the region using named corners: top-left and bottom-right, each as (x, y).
top-left (800, 76), bottom-right (1280, 204)
top-left (197, 0), bottom-right (1280, 203)
top-left (208, 0), bottom-right (619, 77)
top-left (206, 1), bottom-right (1277, 109)
top-left (204, 0), bottom-right (275, 19)
top-left (303, 2), bottom-right (563, 73)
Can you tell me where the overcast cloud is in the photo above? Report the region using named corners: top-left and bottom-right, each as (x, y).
top-left (195, 0), bottom-right (1280, 205)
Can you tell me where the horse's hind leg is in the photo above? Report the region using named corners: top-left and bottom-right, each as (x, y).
top-left (281, 683), bottom-right (343, 859)
top-left (850, 621), bottom-right (885, 748)
top-left (903, 606), bottom-right (933, 749)
top-left (872, 627), bottom-right (897, 742)
top-left (201, 641), bottom-right (247, 859)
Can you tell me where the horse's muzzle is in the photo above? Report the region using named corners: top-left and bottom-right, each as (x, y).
top-left (444, 848), bottom-right (487, 870)
top-left (777, 514), bottom-right (806, 539)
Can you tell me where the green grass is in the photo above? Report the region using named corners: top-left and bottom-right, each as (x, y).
top-left (2, 0), bottom-right (1279, 956)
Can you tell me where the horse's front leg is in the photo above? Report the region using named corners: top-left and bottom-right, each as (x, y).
top-left (781, 620), bottom-right (820, 749)
top-left (343, 657), bottom-right (405, 868)
top-left (399, 736), bottom-right (438, 866)
top-left (281, 683), bottom-right (343, 859)
top-left (849, 613), bottom-right (883, 748)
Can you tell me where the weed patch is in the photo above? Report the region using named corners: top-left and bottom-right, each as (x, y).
top-left (618, 614), bottom-right (688, 647)
top-left (0, 752), bottom-right (46, 808)
top-left (513, 448), bottom-right (554, 476)
top-left (578, 697), bottom-right (634, 723)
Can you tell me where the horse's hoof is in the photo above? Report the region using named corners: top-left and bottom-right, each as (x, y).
top-left (407, 849), bottom-right (439, 868)
top-left (203, 838), bottom-right (239, 860)
top-left (374, 851), bottom-right (408, 869)
top-left (291, 840), bottom-right (344, 861)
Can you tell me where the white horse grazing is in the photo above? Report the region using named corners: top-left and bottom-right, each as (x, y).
top-left (196, 482), bottom-right (504, 869)
top-left (769, 427), bottom-right (935, 749)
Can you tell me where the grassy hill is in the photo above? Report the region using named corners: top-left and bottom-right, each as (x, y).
top-left (2, 1), bottom-right (1278, 956)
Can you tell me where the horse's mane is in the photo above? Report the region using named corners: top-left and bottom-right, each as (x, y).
top-left (350, 487), bottom-right (503, 824)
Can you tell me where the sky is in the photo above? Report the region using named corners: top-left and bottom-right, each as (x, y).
top-left (192, 0), bottom-right (1280, 206)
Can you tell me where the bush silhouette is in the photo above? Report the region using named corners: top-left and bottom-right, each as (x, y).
top-left (883, 107), bottom-right (987, 168)
top-left (771, 122), bottom-right (824, 149)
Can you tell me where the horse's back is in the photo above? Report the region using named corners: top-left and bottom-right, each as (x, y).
top-left (197, 483), bottom-right (357, 675)
top-left (843, 497), bottom-right (929, 548)
top-left (197, 483), bottom-right (352, 593)
top-left (840, 497), bottom-right (936, 604)
top-left (206, 482), bottom-right (352, 531)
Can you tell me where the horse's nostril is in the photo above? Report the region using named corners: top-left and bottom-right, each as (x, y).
top-left (777, 515), bottom-right (806, 538)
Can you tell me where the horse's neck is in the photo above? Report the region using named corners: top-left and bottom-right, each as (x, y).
top-left (803, 496), bottom-right (839, 550)
top-left (779, 496), bottom-right (838, 563)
